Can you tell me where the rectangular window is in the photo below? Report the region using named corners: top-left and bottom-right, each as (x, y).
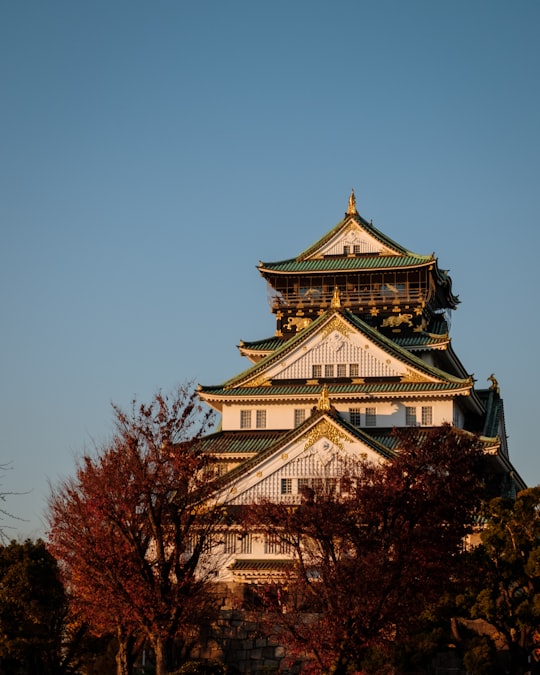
top-left (240, 410), bottom-right (252, 429)
top-left (239, 533), bottom-right (252, 554)
top-left (365, 407), bottom-right (377, 427)
top-left (337, 363), bottom-right (347, 377)
top-left (343, 245), bottom-right (350, 255)
top-left (349, 408), bottom-right (362, 426)
top-left (294, 409), bottom-right (306, 426)
top-left (256, 410), bottom-right (267, 429)
top-left (406, 406), bottom-right (417, 426)
top-left (265, 534), bottom-right (288, 554)
top-left (297, 478), bottom-right (310, 493)
top-left (324, 364), bottom-right (334, 378)
top-left (312, 364), bottom-right (322, 378)
top-left (326, 478), bottom-right (337, 495)
top-left (421, 406), bottom-right (433, 426)
top-left (224, 532), bottom-right (237, 554)
top-left (349, 363), bottom-right (359, 377)
top-left (353, 244), bottom-right (361, 254)
top-left (281, 478), bottom-right (292, 495)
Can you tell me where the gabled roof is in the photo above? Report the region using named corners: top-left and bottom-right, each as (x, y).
top-left (258, 192), bottom-right (434, 275)
top-left (297, 212), bottom-right (415, 260)
top-left (212, 407), bottom-right (396, 496)
top-left (200, 307), bottom-right (471, 395)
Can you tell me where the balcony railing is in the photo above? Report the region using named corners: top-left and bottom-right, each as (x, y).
top-left (270, 287), bottom-right (427, 310)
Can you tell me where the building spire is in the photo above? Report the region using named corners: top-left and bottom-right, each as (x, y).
top-left (317, 385), bottom-right (332, 411)
top-left (346, 188), bottom-right (358, 216)
top-left (331, 286), bottom-right (341, 308)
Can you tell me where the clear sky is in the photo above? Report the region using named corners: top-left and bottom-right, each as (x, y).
top-left (1, 1), bottom-right (539, 540)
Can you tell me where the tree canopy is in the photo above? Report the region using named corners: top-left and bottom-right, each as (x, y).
top-left (0, 539), bottom-right (73, 675)
top-left (246, 424), bottom-right (486, 674)
top-left (48, 384), bottom-right (221, 675)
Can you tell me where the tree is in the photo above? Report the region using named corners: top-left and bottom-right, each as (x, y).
top-left (448, 486), bottom-right (540, 674)
top-left (48, 384), bottom-right (222, 675)
top-left (246, 424), bottom-right (486, 674)
top-left (0, 539), bottom-right (75, 675)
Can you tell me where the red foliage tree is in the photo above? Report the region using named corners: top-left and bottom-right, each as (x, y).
top-left (247, 424), bottom-right (486, 674)
top-left (48, 384), bottom-right (221, 675)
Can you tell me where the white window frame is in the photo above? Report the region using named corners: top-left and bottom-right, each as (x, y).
top-left (406, 406), bottom-right (417, 426)
top-left (256, 410), bottom-right (267, 429)
top-left (365, 407), bottom-right (377, 427)
top-left (240, 410), bottom-right (252, 429)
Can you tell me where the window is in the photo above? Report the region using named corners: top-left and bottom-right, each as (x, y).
top-left (365, 407), bottom-right (377, 427)
top-left (240, 410), bottom-right (252, 429)
top-left (297, 478), bottom-right (310, 492)
top-left (294, 409), bottom-right (306, 426)
top-left (406, 406), bottom-right (417, 426)
top-left (349, 408), bottom-right (361, 426)
top-left (349, 363), bottom-right (359, 377)
top-left (312, 364), bottom-right (322, 378)
top-left (256, 410), bottom-right (267, 429)
top-left (337, 363), bottom-right (347, 377)
top-left (265, 534), bottom-right (290, 555)
top-left (224, 532), bottom-right (237, 554)
top-left (281, 478), bottom-right (292, 495)
top-left (324, 364), bottom-right (334, 378)
top-left (353, 244), bottom-right (361, 254)
top-left (421, 406), bottom-right (433, 425)
top-left (343, 245), bottom-right (350, 255)
top-left (239, 533), bottom-right (252, 554)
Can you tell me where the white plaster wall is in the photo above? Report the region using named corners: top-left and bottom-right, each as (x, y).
top-left (222, 398), bottom-right (455, 430)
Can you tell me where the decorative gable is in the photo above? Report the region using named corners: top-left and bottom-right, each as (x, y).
top-left (220, 416), bottom-right (387, 506)
top-left (312, 218), bottom-right (395, 258)
top-left (240, 313), bottom-right (437, 385)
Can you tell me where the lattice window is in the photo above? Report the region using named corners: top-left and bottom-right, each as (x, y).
top-left (294, 409), bottom-right (306, 426)
top-left (324, 364), bottom-right (334, 378)
top-left (337, 363), bottom-right (347, 377)
top-left (421, 406), bottom-right (433, 425)
top-left (349, 408), bottom-right (361, 426)
top-left (349, 363), bottom-right (359, 377)
top-left (265, 534), bottom-right (291, 555)
top-left (343, 245), bottom-right (350, 255)
top-left (239, 533), bottom-right (253, 554)
top-left (406, 406), bottom-right (417, 426)
top-left (256, 410), bottom-right (267, 429)
top-left (223, 532), bottom-right (237, 554)
top-left (240, 410), bottom-right (252, 429)
top-left (353, 244), bottom-right (361, 254)
top-left (365, 407), bottom-right (377, 427)
top-left (312, 364), bottom-right (322, 378)
top-left (281, 478), bottom-right (292, 495)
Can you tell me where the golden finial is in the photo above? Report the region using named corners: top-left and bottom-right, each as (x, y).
top-left (331, 286), bottom-right (341, 308)
top-left (346, 188), bottom-right (358, 215)
top-left (317, 385), bottom-right (332, 411)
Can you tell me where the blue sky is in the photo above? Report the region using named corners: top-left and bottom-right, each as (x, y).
top-left (1, 1), bottom-right (539, 539)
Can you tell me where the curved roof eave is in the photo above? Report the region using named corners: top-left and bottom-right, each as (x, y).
top-left (258, 255), bottom-right (434, 275)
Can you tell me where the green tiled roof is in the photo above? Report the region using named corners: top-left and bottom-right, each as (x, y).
top-left (200, 381), bottom-right (469, 398)
top-left (230, 559), bottom-right (295, 571)
top-left (259, 254), bottom-right (433, 275)
top-left (195, 430), bottom-right (287, 455)
top-left (239, 337), bottom-right (284, 352)
top-left (242, 330), bottom-right (450, 353)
